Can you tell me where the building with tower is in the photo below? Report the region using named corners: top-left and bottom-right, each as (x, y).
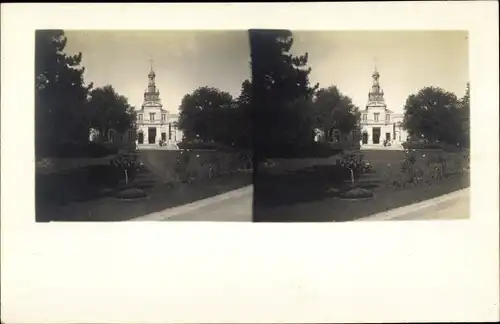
top-left (359, 65), bottom-right (407, 147)
top-left (135, 60), bottom-right (183, 148)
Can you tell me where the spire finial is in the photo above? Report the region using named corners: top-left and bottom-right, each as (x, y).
top-left (149, 57), bottom-right (154, 71)
top-left (148, 57), bottom-right (155, 80)
top-left (374, 56), bottom-right (378, 72)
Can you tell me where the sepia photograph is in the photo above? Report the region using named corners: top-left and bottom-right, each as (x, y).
top-left (251, 30), bottom-right (471, 222)
top-left (35, 29), bottom-right (253, 222)
top-left (3, 2), bottom-right (499, 324)
top-left (35, 29), bottom-right (471, 223)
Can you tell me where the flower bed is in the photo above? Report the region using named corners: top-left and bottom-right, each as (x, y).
top-left (338, 187), bottom-right (374, 200)
top-left (114, 187), bottom-right (148, 200)
top-left (170, 149), bottom-right (252, 183)
top-left (381, 149), bottom-right (469, 189)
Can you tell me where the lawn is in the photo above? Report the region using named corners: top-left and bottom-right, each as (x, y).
top-left (253, 149), bottom-right (470, 222)
top-left (36, 149), bottom-right (252, 222)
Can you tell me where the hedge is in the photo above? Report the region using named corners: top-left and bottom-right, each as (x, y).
top-left (259, 142), bottom-right (344, 159)
top-left (44, 142), bottom-right (119, 158)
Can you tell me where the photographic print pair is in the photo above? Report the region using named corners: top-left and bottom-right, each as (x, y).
top-left (35, 29), bottom-right (470, 223)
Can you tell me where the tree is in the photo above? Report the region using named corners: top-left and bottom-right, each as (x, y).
top-left (87, 85), bottom-right (136, 138)
top-left (35, 29), bottom-right (93, 157)
top-left (402, 86), bottom-right (461, 144)
top-left (177, 86), bottom-right (234, 143)
top-left (458, 82), bottom-right (470, 147)
top-left (312, 86), bottom-right (360, 138)
top-left (230, 79), bottom-right (253, 148)
top-left (250, 29), bottom-right (319, 151)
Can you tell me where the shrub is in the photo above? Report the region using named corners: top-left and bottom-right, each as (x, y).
top-left (173, 150), bottom-right (194, 183)
top-left (177, 140), bottom-right (235, 152)
top-left (237, 151), bottom-right (253, 170)
top-left (110, 152), bottom-right (140, 184)
top-left (338, 187), bottom-right (374, 200)
top-left (261, 142), bottom-right (343, 159)
top-left (402, 141), bottom-right (467, 152)
top-left (382, 149), bottom-right (469, 189)
top-left (114, 187), bottom-right (147, 200)
top-left (402, 141), bottom-right (442, 150)
top-left (46, 141), bottom-right (118, 158)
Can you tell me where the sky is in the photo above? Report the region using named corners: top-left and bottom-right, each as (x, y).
top-left (64, 30), bottom-right (252, 114)
top-left (291, 30), bottom-right (469, 114)
top-left (64, 30), bottom-right (468, 115)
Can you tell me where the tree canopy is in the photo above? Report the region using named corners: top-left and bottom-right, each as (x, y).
top-left (312, 86), bottom-right (360, 135)
top-left (177, 86), bottom-right (234, 143)
top-left (87, 85), bottom-right (136, 135)
top-left (403, 86), bottom-right (464, 145)
top-left (458, 82), bottom-right (470, 147)
top-left (35, 30), bottom-right (93, 156)
top-left (250, 29), bottom-right (319, 148)
top-left (35, 30), bottom-right (137, 157)
top-left (231, 79), bottom-right (253, 148)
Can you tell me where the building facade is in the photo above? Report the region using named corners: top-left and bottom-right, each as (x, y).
top-left (135, 63), bottom-right (183, 147)
top-left (360, 67), bottom-right (408, 147)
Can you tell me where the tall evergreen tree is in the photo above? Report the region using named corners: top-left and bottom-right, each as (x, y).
top-left (35, 30), bottom-right (93, 157)
top-left (249, 29), bottom-right (319, 163)
top-left (231, 79), bottom-right (253, 148)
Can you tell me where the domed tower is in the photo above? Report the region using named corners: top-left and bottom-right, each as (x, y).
top-left (360, 58), bottom-right (395, 147)
top-left (136, 58), bottom-right (170, 147)
top-left (144, 59), bottom-right (161, 104)
top-left (367, 65), bottom-right (386, 106)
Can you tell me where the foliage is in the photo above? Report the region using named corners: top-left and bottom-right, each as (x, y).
top-left (50, 142), bottom-right (118, 158)
top-left (312, 86), bottom-right (361, 135)
top-left (402, 141), bottom-right (442, 150)
top-left (177, 80), bottom-right (253, 150)
top-left (173, 150), bottom-right (194, 183)
top-left (383, 149), bottom-right (469, 189)
top-left (114, 187), bottom-right (147, 200)
top-left (402, 86), bottom-right (465, 146)
top-left (250, 29), bottom-right (319, 157)
top-left (339, 153), bottom-right (366, 173)
top-left (35, 30), bottom-right (94, 157)
top-left (87, 85), bottom-right (136, 135)
top-left (110, 152), bottom-right (140, 184)
top-left (177, 140), bottom-right (235, 152)
top-left (458, 82), bottom-right (470, 147)
top-left (230, 80), bottom-right (253, 149)
top-left (259, 142), bottom-right (343, 159)
top-left (178, 86), bottom-right (234, 143)
top-left (236, 150), bottom-right (253, 170)
top-left (338, 187), bottom-right (374, 199)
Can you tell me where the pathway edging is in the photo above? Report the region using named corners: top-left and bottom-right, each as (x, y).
top-left (356, 187), bottom-right (469, 221)
top-left (129, 185), bottom-right (253, 221)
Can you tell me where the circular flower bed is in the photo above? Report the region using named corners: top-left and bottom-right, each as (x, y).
top-left (114, 187), bottom-right (148, 200)
top-left (338, 187), bottom-right (374, 200)
top-left (262, 159), bottom-right (275, 168)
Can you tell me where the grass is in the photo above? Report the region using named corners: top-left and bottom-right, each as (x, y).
top-left (36, 151), bottom-right (252, 222)
top-left (36, 164), bottom-right (122, 207)
top-left (254, 171), bottom-right (468, 222)
top-left (260, 142), bottom-right (344, 159)
top-left (36, 171), bottom-right (252, 222)
top-left (253, 149), bottom-right (470, 222)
